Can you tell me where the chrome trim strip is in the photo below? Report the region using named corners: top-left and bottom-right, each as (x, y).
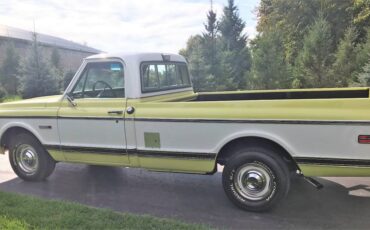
top-left (45, 145), bottom-right (126, 155)
top-left (58, 116), bottom-right (124, 121)
top-left (0, 116), bottom-right (370, 125)
top-left (131, 118), bottom-right (370, 126)
top-left (2, 116), bottom-right (370, 125)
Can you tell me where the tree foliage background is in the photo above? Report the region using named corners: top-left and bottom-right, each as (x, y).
top-left (180, 0), bottom-right (252, 91)
top-left (181, 0), bottom-right (370, 91)
top-left (0, 33), bottom-right (75, 100)
top-left (19, 33), bottom-right (60, 99)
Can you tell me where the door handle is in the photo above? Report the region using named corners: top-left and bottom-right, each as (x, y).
top-left (107, 110), bottom-right (124, 115)
top-left (126, 106), bottom-right (135, 115)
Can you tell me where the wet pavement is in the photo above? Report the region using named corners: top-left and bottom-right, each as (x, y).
top-left (1, 153), bottom-right (370, 230)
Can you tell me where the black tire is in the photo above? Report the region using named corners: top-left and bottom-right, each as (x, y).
top-left (222, 146), bottom-right (290, 212)
top-left (8, 133), bottom-right (56, 181)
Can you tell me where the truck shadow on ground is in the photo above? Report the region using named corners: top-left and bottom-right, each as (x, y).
top-left (0, 163), bottom-right (370, 230)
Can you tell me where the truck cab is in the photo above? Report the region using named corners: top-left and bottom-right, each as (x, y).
top-left (56, 53), bottom-right (211, 173)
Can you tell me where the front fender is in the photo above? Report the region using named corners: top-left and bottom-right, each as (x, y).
top-left (0, 121), bottom-right (46, 147)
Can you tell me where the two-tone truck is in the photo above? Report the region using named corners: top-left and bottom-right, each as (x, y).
top-left (1, 52), bottom-right (370, 211)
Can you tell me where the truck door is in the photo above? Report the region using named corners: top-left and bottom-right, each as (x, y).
top-left (57, 60), bottom-right (129, 165)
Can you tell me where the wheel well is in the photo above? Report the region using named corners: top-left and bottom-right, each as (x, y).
top-left (0, 127), bottom-right (40, 150)
top-left (216, 136), bottom-right (299, 172)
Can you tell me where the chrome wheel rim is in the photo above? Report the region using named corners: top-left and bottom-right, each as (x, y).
top-left (234, 163), bottom-right (273, 201)
top-left (15, 144), bottom-right (39, 175)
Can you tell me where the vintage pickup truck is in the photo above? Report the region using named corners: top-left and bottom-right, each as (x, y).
top-left (1, 52), bottom-right (370, 211)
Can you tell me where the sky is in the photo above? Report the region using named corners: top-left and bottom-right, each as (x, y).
top-left (0, 0), bottom-right (260, 53)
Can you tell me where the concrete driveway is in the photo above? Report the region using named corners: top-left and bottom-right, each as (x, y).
top-left (1, 153), bottom-right (370, 230)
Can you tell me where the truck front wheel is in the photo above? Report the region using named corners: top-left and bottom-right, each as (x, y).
top-left (8, 133), bottom-right (56, 181)
top-left (222, 146), bottom-right (290, 212)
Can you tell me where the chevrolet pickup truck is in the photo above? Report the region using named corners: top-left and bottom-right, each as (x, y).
top-left (1, 52), bottom-right (370, 211)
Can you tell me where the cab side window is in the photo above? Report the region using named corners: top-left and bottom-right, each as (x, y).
top-left (141, 62), bottom-right (191, 93)
top-left (72, 62), bottom-right (125, 98)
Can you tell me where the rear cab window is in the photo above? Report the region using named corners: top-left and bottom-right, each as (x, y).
top-left (141, 62), bottom-right (191, 93)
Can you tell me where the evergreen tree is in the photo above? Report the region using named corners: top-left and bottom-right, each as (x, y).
top-left (350, 30), bottom-right (370, 85)
top-left (257, 0), bottom-right (353, 64)
top-left (251, 31), bottom-right (292, 89)
top-left (295, 15), bottom-right (334, 87)
top-left (180, 1), bottom-right (224, 92)
top-left (63, 70), bottom-right (75, 90)
top-left (181, 0), bottom-right (370, 91)
top-left (179, 35), bottom-right (209, 91)
top-left (0, 43), bottom-right (20, 95)
top-left (353, 0), bottom-right (370, 42)
top-left (219, 0), bottom-right (246, 51)
top-left (357, 60), bottom-right (370, 86)
top-left (50, 47), bottom-right (64, 92)
top-left (20, 33), bottom-right (59, 98)
top-left (202, 3), bottom-right (221, 83)
top-left (331, 27), bottom-right (360, 87)
top-left (219, 0), bottom-right (251, 90)
top-left (51, 66), bottom-right (64, 93)
top-left (51, 47), bottom-right (61, 68)
top-left (0, 86), bottom-right (7, 102)
top-left (355, 28), bottom-right (370, 71)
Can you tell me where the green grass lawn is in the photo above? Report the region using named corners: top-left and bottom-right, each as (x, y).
top-left (0, 191), bottom-right (212, 230)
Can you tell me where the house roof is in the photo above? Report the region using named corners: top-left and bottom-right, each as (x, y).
top-left (0, 24), bottom-right (100, 54)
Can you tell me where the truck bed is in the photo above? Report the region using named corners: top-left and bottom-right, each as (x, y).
top-left (193, 88), bottom-right (369, 101)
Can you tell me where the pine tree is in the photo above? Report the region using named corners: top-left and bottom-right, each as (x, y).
top-left (331, 27), bottom-right (360, 87)
top-left (202, 2), bottom-right (221, 82)
top-left (219, 0), bottom-right (252, 90)
top-left (219, 0), bottom-right (247, 51)
top-left (50, 47), bottom-right (64, 92)
top-left (20, 32), bottom-right (59, 98)
top-left (357, 60), bottom-right (370, 86)
top-left (295, 15), bottom-right (334, 88)
top-left (51, 47), bottom-right (61, 68)
top-left (251, 31), bottom-right (292, 89)
top-left (63, 70), bottom-right (75, 90)
top-left (179, 35), bottom-right (208, 92)
top-left (0, 43), bottom-right (20, 95)
top-left (353, 29), bottom-right (370, 81)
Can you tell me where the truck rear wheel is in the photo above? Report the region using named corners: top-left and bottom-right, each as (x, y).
top-left (222, 146), bottom-right (290, 212)
top-left (8, 133), bottom-right (55, 181)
